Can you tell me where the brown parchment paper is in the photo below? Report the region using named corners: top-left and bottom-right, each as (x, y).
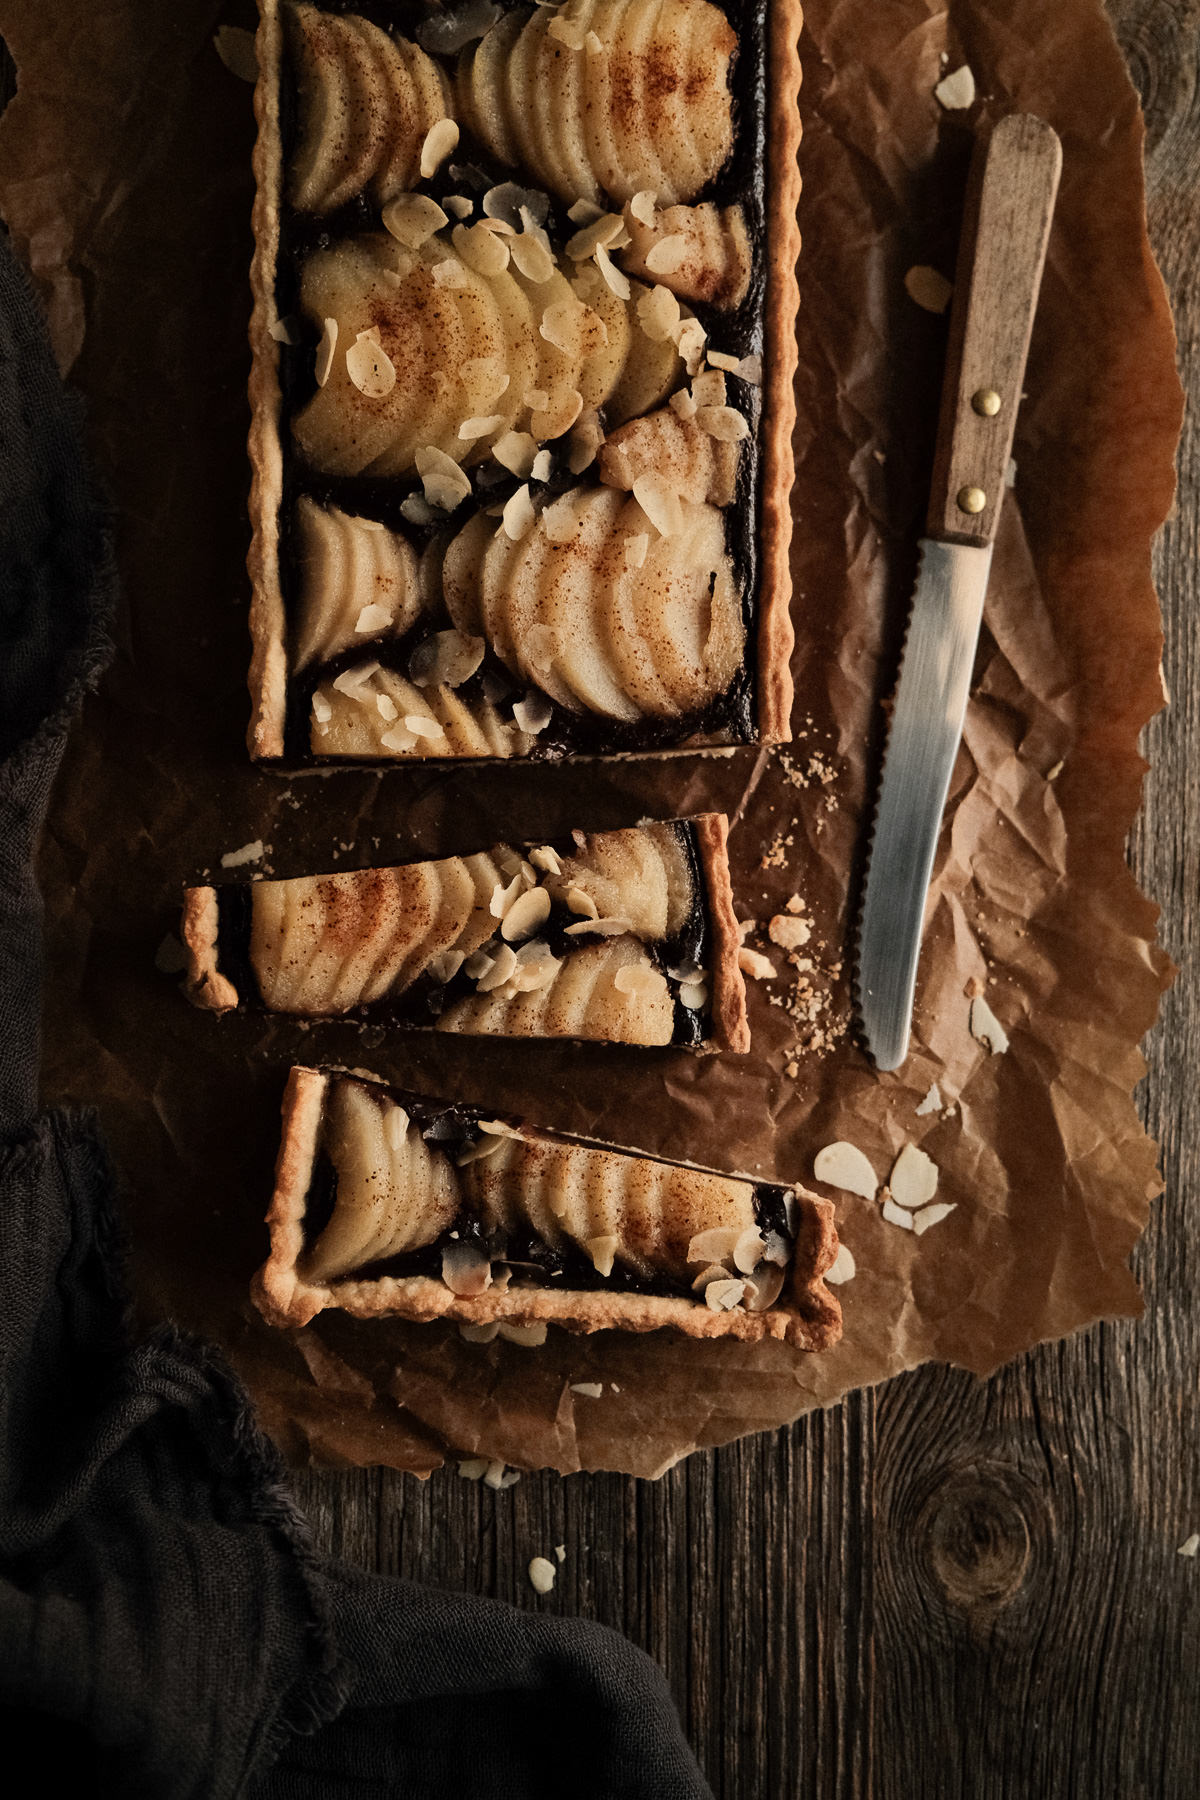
top-left (0, 0), bottom-right (1181, 1477)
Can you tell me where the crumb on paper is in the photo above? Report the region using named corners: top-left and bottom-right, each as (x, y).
top-left (934, 64), bottom-right (976, 110)
top-left (825, 1243), bottom-right (856, 1285)
top-left (738, 946), bottom-right (777, 981)
top-left (881, 1197), bottom-right (915, 1231)
top-left (916, 1082), bottom-right (943, 1116)
top-left (214, 25), bottom-right (258, 83)
top-left (528, 1557), bottom-right (557, 1594)
top-left (813, 1141), bottom-right (878, 1200)
top-left (154, 932), bottom-right (188, 975)
top-left (912, 1201), bottom-right (957, 1236)
top-left (970, 995), bottom-right (1010, 1055)
top-left (484, 1459), bottom-right (520, 1490)
top-left (570, 1381), bottom-right (604, 1398)
top-left (889, 1143), bottom-right (939, 1210)
top-left (1178, 1534), bottom-right (1200, 1558)
top-left (965, 975), bottom-right (985, 999)
top-left (784, 1060), bottom-right (799, 1079)
top-left (220, 839), bottom-right (264, 869)
top-left (761, 830), bottom-right (792, 869)
top-left (905, 265), bottom-right (953, 314)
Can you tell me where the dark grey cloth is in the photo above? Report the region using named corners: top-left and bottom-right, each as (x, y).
top-left (0, 228), bottom-right (712, 1800)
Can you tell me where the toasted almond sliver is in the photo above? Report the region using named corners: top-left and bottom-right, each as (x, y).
top-left (889, 1143), bottom-right (939, 1210)
top-left (510, 231), bottom-right (555, 283)
top-left (570, 1381), bottom-right (604, 1398)
top-left (565, 213), bottom-right (625, 260)
top-left (268, 315), bottom-right (299, 345)
top-left (564, 916), bottom-right (632, 937)
top-left (813, 1141), bottom-right (878, 1200)
top-left (501, 884), bottom-right (551, 942)
top-left (315, 316), bottom-right (337, 386)
top-left (678, 979), bottom-right (708, 1011)
top-left (489, 873), bottom-right (524, 919)
top-left (476, 943), bottom-right (519, 991)
top-left (354, 603), bottom-right (391, 635)
top-left (586, 1235), bottom-right (619, 1278)
top-left (690, 369), bottom-right (727, 408)
top-left (629, 189), bottom-right (656, 227)
top-left (530, 449), bottom-right (552, 482)
top-left (492, 430), bottom-right (538, 477)
top-left (916, 1082), bottom-right (943, 1117)
top-left (420, 117), bottom-right (459, 179)
top-left (733, 1228), bottom-right (767, 1274)
top-left (400, 493), bottom-right (437, 526)
top-left (382, 193), bottom-right (449, 247)
top-left (912, 1201), bottom-right (957, 1236)
top-left (531, 390), bottom-right (583, 441)
top-left (632, 472), bottom-right (683, 537)
top-left (595, 242), bottom-right (631, 300)
top-left (612, 963), bottom-right (667, 1001)
top-left (668, 388), bottom-right (698, 421)
top-left (567, 409), bottom-right (604, 473)
top-left (881, 1198), bottom-right (915, 1231)
top-left (512, 691), bottom-right (553, 734)
top-left (444, 194), bottom-right (473, 219)
top-left (706, 350), bottom-right (741, 373)
top-left (644, 233), bottom-right (688, 274)
top-left (637, 283), bottom-right (680, 343)
top-left (459, 413), bottom-right (506, 441)
top-left (415, 445), bottom-right (472, 511)
top-left (567, 198), bottom-right (605, 225)
top-left (824, 1242), bottom-right (856, 1285)
top-left (432, 257), bottom-right (469, 288)
top-left (565, 884), bottom-right (599, 919)
top-left (547, 14), bottom-right (587, 47)
top-left (743, 1264), bottom-right (786, 1311)
top-left (331, 661), bottom-right (380, 695)
top-left (705, 1278), bottom-right (746, 1312)
top-left (453, 219), bottom-right (510, 276)
top-left (935, 63), bottom-right (976, 109)
top-left (695, 404), bottom-right (749, 443)
top-left (687, 1227), bottom-right (742, 1265)
top-left (379, 726), bottom-right (417, 752)
top-left (409, 629), bottom-right (485, 689)
top-left (529, 845), bottom-right (562, 876)
top-left (376, 693), bottom-right (398, 720)
top-left (502, 483), bottom-right (536, 540)
top-left (691, 1262), bottom-right (732, 1291)
top-left (403, 713), bottom-right (443, 740)
top-left (969, 995), bottom-right (1010, 1054)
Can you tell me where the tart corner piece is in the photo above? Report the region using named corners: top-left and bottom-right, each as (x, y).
top-left (251, 1067), bottom-right (843, 1349)
top-left (693, 810), bottom-right (751, 1055)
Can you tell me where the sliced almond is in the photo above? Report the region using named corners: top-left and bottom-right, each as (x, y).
top-left (889, 1143), bottom-right (939, 1210)
top-left (813, 1142), bottom-right (878, 1200)
top-left (477, 943), bottom-right (518, 991)
top-left (315, 316), bottom-right (337, 386)
top-left (382, 193), bottom-right (449, 247)
top-left (524, 622), bottom-right (559, 672)
top-left (563, 916), bottom-right (632, 937)
top-left (695, 404), bottom-right (748, 443)
top-left (531, 449), bottom-right (552, 482)
top-left (376, 693), bottom-right (398, 720)
top-left (678, 979), bottom-right (708, 1011)
top-left (501, 885), bottom-right (551, 942)
top-left (637, 283), bottom-right (680, 343)
top-left (453, 220), bottom-right (510, 277)
top-left (379, 726), bottom-right (417, 752)
top-left (912, 1201), bottom-right (957, 1236)
top-left (632, 472), bottom-right (683, 537)
top-left (612, 963), bottom-right (667, 1001)
top-left (935, 64), bottom-right (976, 109)
top-left (565, 213), bottom-right (625, 260)
top-left (531, 389), bottom-right (583, 440)
top-left (459, 413), bottom-right (506, 441)
top-left (705, 1278), bottom-right (746, 1312)
top-left (499, 1321), bottom-right (547, 1347)
top-left (565, 884), bottom-right (599, 919)
top-left (733, 1228), bottom-right (767, 1274)
top-left (668, 388), bottom-right (698, 421)
top-left (354, 603), bottom-right (391, 635)
top-left (489, 872), bottom-right (525, 918)
top-left (824, 1243), bottom-right (857, 1285)
top-left (441, 1241), bottom-right (492, 1295)
top-left (644, 233), bottom-right (688, 274)
top-left (567, 198), bottom-right (605, 225)
top-left (529, 845), bottom-right (562, 876)
top-left (415, 445), bottom-right (472, 511)
top-left (623, 533), bottom-right (649, 570)
top-left (629, 190), bottom-right (656, 228)
top-left (690, 1262), bottom-right (731, 1291)
top-left (881, 1198), bottom-right (915, 1231)
top-left (502, 483), bottom-right (536, 540)
top-left (492, 430), bottom-right (539, 477)
top-left (510, 229), bottom-right (554, 284)
top-left (409, 629), bottom-right (485, 689)
top-left (687, 1226), bottom-right (742, 1265)
top-left (512, 691), bottom-right (553, 734)
top-left (743, 1264), bottom-right (785, 1311)
top-left (586, 1234), bottom-right (618, 1278)
top-left (428, 949), bottom-right (466, 984)
top-left (916, 1082), bottom-right (943, 1116)
top-left (690, 369), bottom-right (728, 408)
top-left (420, 117), bottom-right (459, 180)
top-left (570, 1381), bottom-right (604, 1398)
top-left (458, 1320), bottom-right (501, 1343)
top-left (969, 996), bottom-right (1010, 1054)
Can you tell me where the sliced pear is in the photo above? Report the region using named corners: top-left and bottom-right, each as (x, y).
top-left (537, 488), bottom-right (642, 720)
top-left (442, 511), bottom-right (493, 636)
top-left (599, 408), bottom-right (740, 505)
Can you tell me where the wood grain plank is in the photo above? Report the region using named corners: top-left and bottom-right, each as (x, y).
top-left (287, 4), bottom-right (1200, 1793)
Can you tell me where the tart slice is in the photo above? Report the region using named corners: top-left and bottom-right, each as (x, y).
top-left (252, 1066), bottom-right (843, 1347)
top-left (182, 812), bottom-right (749, 1053)
top-left (247, 0), bottom-right (802, 763)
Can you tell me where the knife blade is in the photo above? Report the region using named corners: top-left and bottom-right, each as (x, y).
top-left (857, 114), bottom-right (1062, 1071)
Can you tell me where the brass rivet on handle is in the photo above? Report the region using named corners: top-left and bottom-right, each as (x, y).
top-left (972, 388), bottom-right (1002, 417)
top-left (957, 485), bottom-right (987, 515)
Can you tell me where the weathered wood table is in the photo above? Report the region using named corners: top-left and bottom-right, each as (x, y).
top-left (278, 5), bottom-right (1200, 1792)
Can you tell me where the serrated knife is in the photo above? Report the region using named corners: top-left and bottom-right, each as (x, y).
top-left (857, 114), bottom-right (1062, 1071)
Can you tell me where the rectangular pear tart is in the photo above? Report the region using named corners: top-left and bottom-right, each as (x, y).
top-left (182, 812), bottom-right (750, 1051)
top-left (253, 1066), bottom-right (842, 1344)
top-left (247, 0), bottom-right (802, 762)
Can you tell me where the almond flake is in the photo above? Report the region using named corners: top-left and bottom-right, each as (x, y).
top-left (568, 409), bottom-right (604, 472)
top-left (492, 430), bottom-right (538, 477)
top-left (691, 1263), bottom-right (732, 1292)
top-left (632, 472), bottom-right (683, 537)
top-left (415, 446), bottom-right (472, 511)
top-left (881, 1198), bottom-right (915, 1231)
top-left (312, 693), bottom-right (333, 724)
top-left (524, 388), bottom-right (550, 413)
top-left (564, 885), bottom-right (599, 919)
top-left (489, 873), bottom-right (525, 918)
top-left (382, 193), bottom-right (448, 246)
top-left (377, 693), bottom-right (398, 719)
top-left (687, 1227), bottom-right (741, 1264)
top-left (499, 1321), bottom-right (547, 1346)
top-left (813, 1142), bottom-right (878, 1200)
top-left (483, 1459), bottom-right (521, 1490)
top-left (889, 1143), bottom-right (939, 1210)
top-left (637, 283), bottom-right (680, 342)
top-left (594, 242), bottom-right (630, 299)
top-left (542, 495), bottom-right (579, 543)
top-left (420, 117), bottom-right (459, 179)
top-left (1177, 1534), bottom-right (1200, 1558)
top-left (824, 1243), bottom-right (857, 1284)
top-left (744, 1265), bottom-right (785, 1310)
top-left (586, 1234), bottom-right (618, 1277)
top-left (331, 662), bottom-right (380, 695)
top-left (457, 1457), bottom-right (489, 1480)
top-left (429, 949), bottom-right (466, 984)
top-left (695, 404), bottom-right (748, 443)
top-left (315, 316), bottom-right (337, 386)
top-left (690, 369), bottom-right (727, 408)
top-left (531, 390), bottom-right (583, 440)
top-left (512, 691), bottom-right (553, 734)
top-left (645, 232), bottom-right (687, 274)
top-left (675, 317), bottom-right (707, 373)
top-left (567, 198), bottom-right (605, 224)
top-left (629, 190), bottom-right (656, 228)
top-left (912, 1201), bottom-right (957, 1236)
top-left (400, 493), bottom-right (437, 526)
top-left (531, 449), bottom-right (552, 481)
top-left (444, 194), bottom-right (474, 219)
top-left (623, 533), bottom-right (649, 570)
top-left (735, 353), bottom-right (763, 385)
top-left (916, 1082), bottom-right (943, 1116)
top-left (459, 413), bottom-right (506, 440)
top-left (738, 947), bottom-right (776, 981)
top-left (510, 230), bottom-right (554, 284)
top-left (585, 27), bottom-right (603, 51)
top-left (706, 350), bottom-right (741, 372)
top-left (501, 885), bottom-right (551, 942)
top-left (441, 1241), bottom-right (491, 1295)
top-left (547, 14), bottom-right (587, 46)
top-left (563, 916), bottom-right (632, 937)
top-left (705, 1278), bottom-right (746, 1312)
top-left (540, 297), bottom-right (589, 353)
top-left (403, 712), bottom-right (443, 739)
top-left (529, 845), bottom-right (562, 875)
top-left (477, 943), bottom-right (519, 991)
top-left (668, 388), bottom-right (698, 421)
top-left (905, 265), bottom-right (953, 314)
top-left (459, 1321), bottom-right (501, 1346)
top-left (268, 315), bottom-right (299, 345)
top-left (733, 1228), bottom-right (766, 1274)
top-left (570, 1381), bottom-right (603, 1398)
top-left (935, 63), bottom-right (976, 109)
top-left (678, 979), bottom-right (708, 1011)
top-left (432, 257), bottom-right (469, 288)
top-left (565, 213), bottom-right (624, 260)
top-left (379, 726), bottom-right (417, 752)
top-left (354, 603), bottom-right (391, 634)
top-left (969, 995), bottom-right (1010, 1054)
top-left (464, 948), bottom-right (496, 981)
top-left (463, 356), bottom-right (510, 403)
top-left (501, 483), bottom-right (536, 539)
top-left (345, 333), bottom-right (397, 397)
top-left (409, 629), bottom-right (485, 688)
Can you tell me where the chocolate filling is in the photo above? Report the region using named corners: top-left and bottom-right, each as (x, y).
top-left (267, 0), bottom-right (768, 763)
top-left (301, 1072), bottom-right (796, 1298)
top-left (213, 817), bottom-right (712, 1044)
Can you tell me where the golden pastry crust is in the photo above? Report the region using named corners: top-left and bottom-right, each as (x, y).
top-left (181, 885), bottom-right (239, 1012)
top-left (252, 1067), bottom-right (842, 1348)
top-left (692, 811), bottom-right (750, 1055)
top-left (245, 0), bottom-right (802, 761)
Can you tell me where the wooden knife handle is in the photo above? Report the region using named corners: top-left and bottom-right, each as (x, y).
top-left (926, 114), bottom-right (1062, 545)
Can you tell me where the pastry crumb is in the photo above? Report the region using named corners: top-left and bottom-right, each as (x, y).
top-left (555, 1544), bottom-right (567, 1563)
top-left (570, 1381), bottom-right (604, 1398)
top-left (738, 946), bottom-right (777, 981)
top-left (769, 913), bottom-right (811, 950)
top-left (220, 839), bottom-right (265, 869)
top-left (483, 1459), bottom-right (521, 1490)
top-left (1177, 1533), bottom-right (1200, 1558)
